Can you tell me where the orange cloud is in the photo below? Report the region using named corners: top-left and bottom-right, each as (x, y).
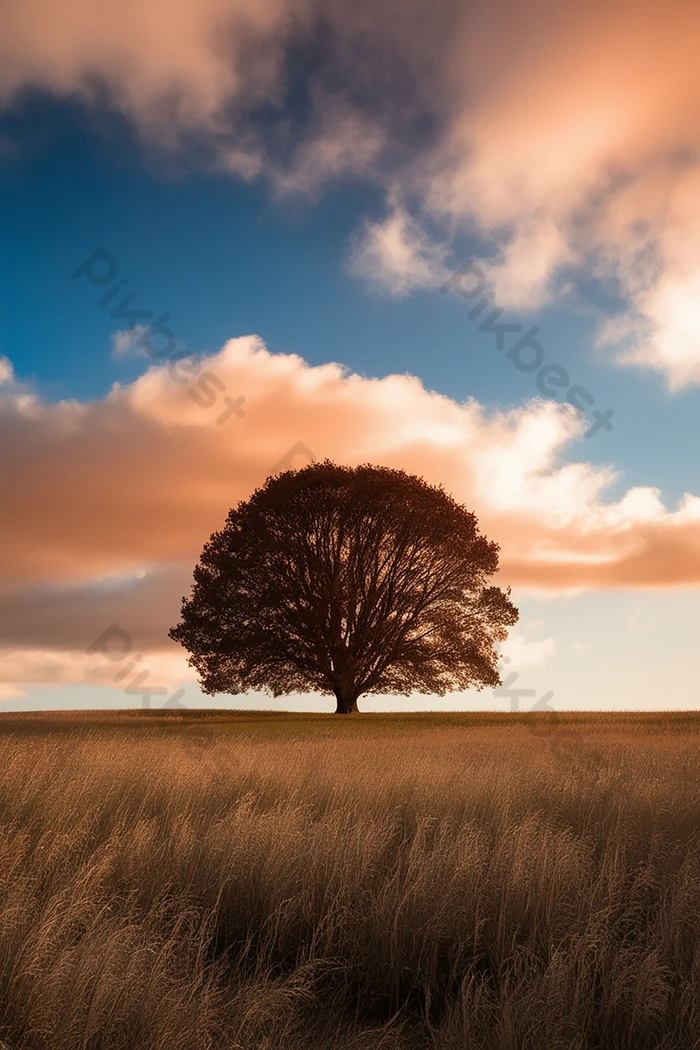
top-left (358, 0), bottom-right (700, 386)
top-left (0, 0), bottom-right (296, 143)
top-left (2, 335), bottom-right (700, 698)
top-left (4, 336), bottom-right (700, 593)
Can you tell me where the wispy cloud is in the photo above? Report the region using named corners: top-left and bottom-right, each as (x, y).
top-left (0, 356), bottom-right (14, 385)
top-left (349, 204), bottom-right (450, 297)
top-left (500, 631), bottom-right (556, 669)
top-left (111, 326), bottom-right (152, 361)
top-left (4, 1), bottom-right (700, 387)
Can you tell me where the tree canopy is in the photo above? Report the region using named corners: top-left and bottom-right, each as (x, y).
top-left (170, 462), bottom-right (518, 712)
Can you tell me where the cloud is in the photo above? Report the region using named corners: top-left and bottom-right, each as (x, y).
top-left (2, 335), bottom-right (700, 694)
top-left (0, 357), bottom-right (14, 385)
top-left (500, 631), bottom-right (555, 669)
top-left (270, 95), bottom-right (385, 198)
top-left (0, 684), bottom-right (26, 702)
top-left (3, 335), bottom-right (699, 593)
top-left (415, 0), bottom-right (700, 385)
top-left (0, 646), bottom-right (190, 696)
top-left (0, 0), bottom-right (297, 141)
top-left (349, 204), bottom-right (450, 297)
top-left (111, 326), bottom-right (153, 361)
top-left (0, 566), bottom-right (191, 651)
top-left (4, 0), bottom-right (700, 385)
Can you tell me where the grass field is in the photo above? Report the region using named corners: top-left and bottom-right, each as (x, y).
top-left (1, 710), bottom-right (699, 1049)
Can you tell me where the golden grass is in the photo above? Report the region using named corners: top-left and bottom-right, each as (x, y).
top-left (0, 711), bottom-right (699, 1049)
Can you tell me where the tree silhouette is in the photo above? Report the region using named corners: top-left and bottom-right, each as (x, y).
top-left (170, 462), bottom-right (518, 713)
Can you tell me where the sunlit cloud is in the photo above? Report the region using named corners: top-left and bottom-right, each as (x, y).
top-left (2, 336), bottom-right (700, 693)
top-left (4, 0), bottom-right (700, 386)
top-left (0, 356), bottom-right (14, 385)
top-left (499, 631), bottom-right (555, 669)
top-left (349, 204), bottom-right (450, 297)
top-left (111, 326), bottom-right (153, 361)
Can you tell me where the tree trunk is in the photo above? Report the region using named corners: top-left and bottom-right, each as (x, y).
top-left (333, 688), bottom-right (359, 714)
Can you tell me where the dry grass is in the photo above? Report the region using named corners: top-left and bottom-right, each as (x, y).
top-left (0, 710), bottom-right (699, 1049)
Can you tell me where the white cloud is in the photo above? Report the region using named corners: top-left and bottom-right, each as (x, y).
top-left (349, 205), bottom-right (450, 297)
top-left (499, 631), bottom-right (556, 669)
top-left (0, 356), bottom-right (14, 385)
top-left (111, 326), bottom-right (152, 361)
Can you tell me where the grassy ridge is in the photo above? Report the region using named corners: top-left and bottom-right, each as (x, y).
top-left (0, 712), bottom-right (698, 1048)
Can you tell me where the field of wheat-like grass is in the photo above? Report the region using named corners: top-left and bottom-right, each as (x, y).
top-left (0, 710), bottom-right (699, 1050)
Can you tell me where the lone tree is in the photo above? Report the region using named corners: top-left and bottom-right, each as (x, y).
top-left (170, 462), bottom-right (518, 713)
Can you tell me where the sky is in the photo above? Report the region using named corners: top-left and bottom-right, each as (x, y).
top-left (2, 0), bottom-right (700, 712)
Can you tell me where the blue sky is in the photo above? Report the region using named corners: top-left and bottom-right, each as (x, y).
top-left (3, 2), bottom-right (700, 712)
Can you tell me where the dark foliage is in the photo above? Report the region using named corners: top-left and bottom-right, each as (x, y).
top-left (170, 462), bottom-right (518, 712)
